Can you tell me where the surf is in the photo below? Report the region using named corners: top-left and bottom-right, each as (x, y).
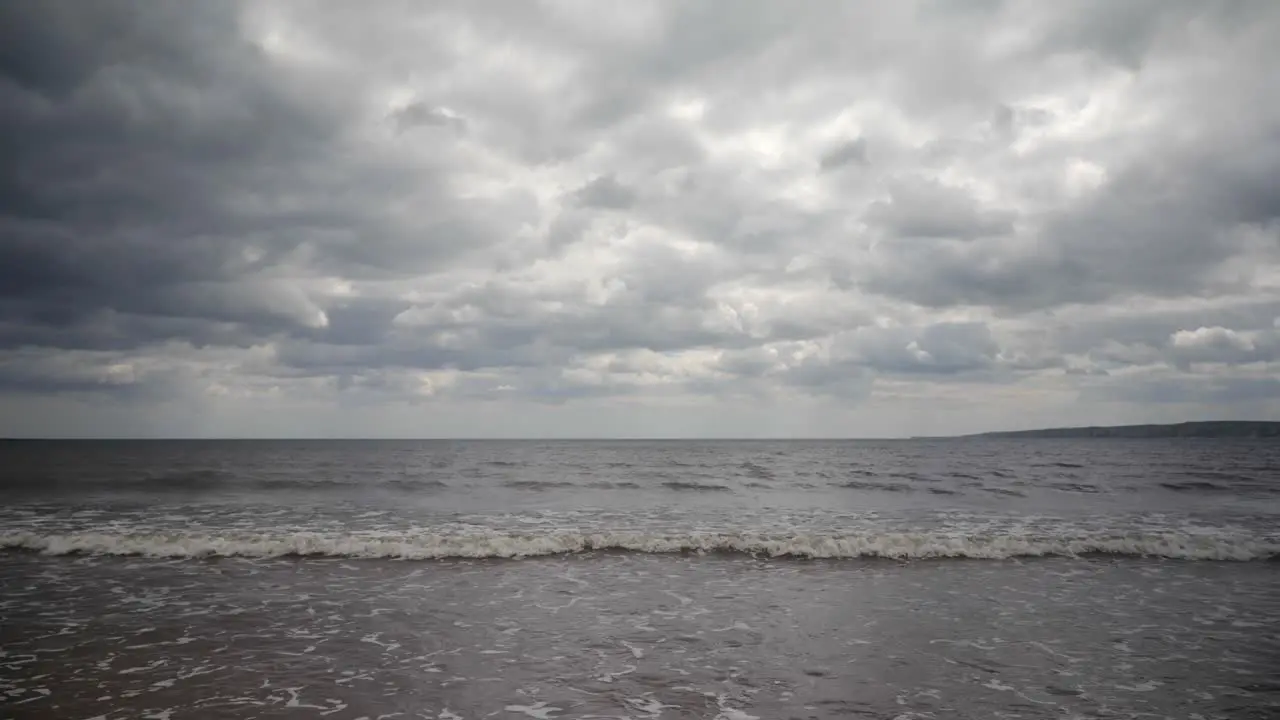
top-left (3, 529), bottom-right (1275, 561)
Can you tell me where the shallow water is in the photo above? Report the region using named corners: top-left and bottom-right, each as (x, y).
top-left (2, 439), bottom-right (1278, 718)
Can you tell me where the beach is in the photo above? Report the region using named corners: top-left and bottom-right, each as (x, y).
top-left (3, 439), bottom-right (1278, 718)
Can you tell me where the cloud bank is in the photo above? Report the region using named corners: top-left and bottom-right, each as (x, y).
top-left (1, 0), bottom-right (1278, 437)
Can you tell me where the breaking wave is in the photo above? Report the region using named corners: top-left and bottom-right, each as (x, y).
top-left (1160, 481), bottom-right (1230, 492)
top-left (2, 530), bottom-right (1275, 561)
top-left (661, 481), bottom-right (732, 492)
top-left (503, 480), bottom-right (577, 490)
top-left (840, 480), bottom-right (915, 493)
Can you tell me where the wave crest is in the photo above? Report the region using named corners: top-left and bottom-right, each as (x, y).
top-left (2, 530), bottom-right (1275, 561)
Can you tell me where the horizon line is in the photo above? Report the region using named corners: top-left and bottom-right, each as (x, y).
top-left (3, 419), bottom-right (1276, 443)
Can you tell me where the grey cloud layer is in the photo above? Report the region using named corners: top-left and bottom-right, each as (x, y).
top-left (1, 0), bottom-right (1278, 436)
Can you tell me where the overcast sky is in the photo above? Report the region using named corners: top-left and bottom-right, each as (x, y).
top-left (1, 1), bottom-right (1278, 438)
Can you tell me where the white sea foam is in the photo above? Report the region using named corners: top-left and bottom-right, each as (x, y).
top-left (1, 529), bottom-right (1276, 561)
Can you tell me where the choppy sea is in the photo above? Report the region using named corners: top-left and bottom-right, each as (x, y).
top-left (2, 439), bottom-right (1278, 719)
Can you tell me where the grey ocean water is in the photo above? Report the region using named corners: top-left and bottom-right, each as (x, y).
top-left (2, 439), bottom-right (1278, 719)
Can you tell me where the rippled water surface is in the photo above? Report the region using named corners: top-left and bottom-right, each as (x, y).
top-left (2, 439), bottom-right (1278, 718)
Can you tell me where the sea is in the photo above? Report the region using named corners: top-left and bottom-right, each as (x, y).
top-left (1, 439), bottom-right (1277, 720)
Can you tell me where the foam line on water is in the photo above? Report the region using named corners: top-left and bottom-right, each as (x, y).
top-left (2, 530), bottom-right (1276, 561)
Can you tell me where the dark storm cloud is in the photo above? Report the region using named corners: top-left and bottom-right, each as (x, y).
top-left (0, 372), bottom-right (134, 398)
top-left (572, 175), bottom-right (638, 210)
top-left (819, 139), bottom-right (869, 172)
top-left (1, 0), bottom-right (1278, 435)
top-left (859, 3), bottom-right (1280, 312)
top-left (0, 0), bottom-right (525, 354)
top-left (865, 178), bottom-right (1015, 240)
top-left (390, 102), bottom-right (467, 134)
top-left (1034, 0), bottom-right (1257, 69)
top-left (860, 125), bottom-right (1280, 310)
top-left (839, 322), bottom-right (1002, 376)
top-left (0, 346), bottom-right (183, 400)
top-left (774, 357), bottom-right (873, 401)
top-left (292, 297), bottom-right (412, 347)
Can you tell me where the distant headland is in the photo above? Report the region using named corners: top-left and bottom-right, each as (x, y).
top-left (942, 421), bottom-right (1280, 440)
